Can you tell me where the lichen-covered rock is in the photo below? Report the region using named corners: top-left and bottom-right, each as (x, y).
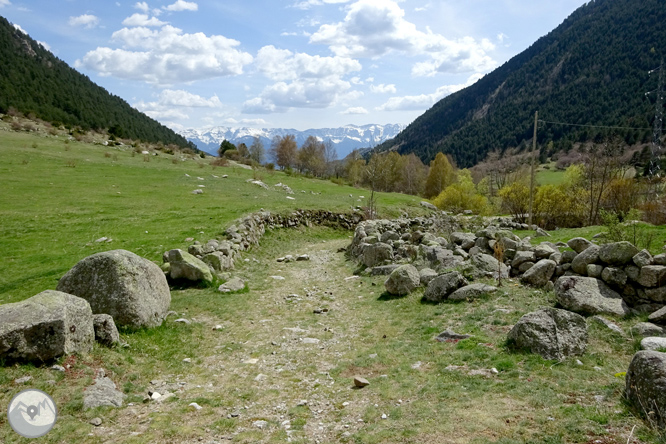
top-left (625, 351), bottom-right (666, 427)
top-left (448, 283), bottom-right (498, 301)
top-left (601, 267), bottom-right (627, 287)
top-left (521, 259), bottom-right (556, 287)
top-left (555, 276), bottom-right (630, 317)
top-left (586, 264), bottom-right (603, 278)
top-left (423, 271), bottom-right (468, 302)
top-left (84, 369), bottom-right (125, 409)
top-left (631, 322), bottom-right (666, 337)
top-left (637, 266), bottom-right (666, 288)
top-left (168, 249), bottom-right (214, 284)
top-left (361, 242), bottom-right (393, 268)
top-left (512, 251), bottom-right (535, 268)
top-left (598, 241), bottom-right (639, 266)
top-left (385, 265), bottom-right (420, 295)
top-left (508, 308), bottom-right (587, 360)
top-left (571, 244), bottom-right (600, 275)
top-left (93, 314), bottom-right (121, 347)
top-left (648, 305), bottom-right (666, 324)
top-left (450, 232), bottom-right (476, 250)
top-left (633, 249), bottom-right (654, 268)
top-left (561, 250), bottom-right (577, 264)
top-left (0, 290), bottom-right (94, 363)
top-left (58, 250), bottom-right (171, 328)
top-left (419, 268), bottom-right (438, 286)
top-left (640, 337), bottom-right (666, 351)
top-left (471, 253), bottom-right (509, 278)
top-left (567, 237), bottom-right (592, 253)
top-left (204, 252), bottom-right (232, 272)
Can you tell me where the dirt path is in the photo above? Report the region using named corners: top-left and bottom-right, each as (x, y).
top-left (99, 235), bottom-right (391, 443)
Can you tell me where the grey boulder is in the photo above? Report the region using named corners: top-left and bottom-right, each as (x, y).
top-left (598, 241), bottom-right (639, 266)
top-left (571, 245), bottom-right (600, 275)
top-left (640, 337), bottom-right (666, 351)
top-left (471, 253), bottom-right (509, 278)
top-left (555, 276), bottom-right (630, 317)
top-left (0, 290), bottom-right (94, 363)
top-left (625, 351), bottom-right (666, 427)
top-left (384, 265), bottom-right (420, 295)
top-left (361, 243), bottom-right (393, 268)
top-left (423, 271), bottom-right (468, 302)
top-left (520, 259), bottom-right (556, 287)
top-left (631, 322), bottom-right (666, 337)
top-left (567, 237), bottom-right (592, 253)
top-left (508, 308), bottom-right (587, 360)
top-left (57, 250), bottom-right (171, 328)
top-left (168, 249), bottom-right (214, 284)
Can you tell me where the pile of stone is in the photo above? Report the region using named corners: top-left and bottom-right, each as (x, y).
top-left (1, 250), bottom-right (170, 364)
top-left (160, 210), bottom-right (364, 284)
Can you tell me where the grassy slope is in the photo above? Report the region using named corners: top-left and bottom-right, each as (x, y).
top-left (0, 127), bottom-right (421, 304)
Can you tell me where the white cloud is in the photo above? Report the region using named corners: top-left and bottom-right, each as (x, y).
top-left (342, 106), bottom-right (368, 114)
top-left (245, 45), bottom-right (363, 114)
top-left (243, 77), bottom-right (354, 114)
top-left (0, 0), bottom-right (11, 8)
top-left (76, 25), bottom-right (253, 84)
top-left (370, 83), bottom-right (396, 94)
top-left (122, 14), bottom-right (167, 27)
top-left (12, 23), bottom-right (26, 34)
top-left (134, 1), bottom-right (150, 13)
top-left (224, 118), bottom-right (268, 126)
top-left (134, 89), bottom-right (221, 122)
top-left (164, 0), bottom-right (198, 12)
top-left (376, 73), bottom-right (482, 111)
top-left (37, 40), bottom-right (51, 51)
top-left (68, 14), bottom-right (100, 29)
top-left (255, 45), bottom-right (361, 82)
top-left (292, 0), bottom-right (352, 10)
top-left (310, 0), bottom-right (496, 76)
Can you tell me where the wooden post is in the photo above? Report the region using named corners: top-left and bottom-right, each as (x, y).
top-left (528, 111), bottom-right (538, 228)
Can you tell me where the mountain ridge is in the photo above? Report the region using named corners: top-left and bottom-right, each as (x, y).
top-left (376, 0), bottom-right (665, 168)
top-left (181, 123), bottom-right (406, 158)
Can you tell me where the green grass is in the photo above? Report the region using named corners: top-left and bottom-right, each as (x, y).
top-left (536, 166), bottom-right (566, 186)
top-left (0, 129), bottom-right (423, 304)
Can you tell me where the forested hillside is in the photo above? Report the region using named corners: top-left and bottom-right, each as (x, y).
top-left (0, 16), bottom-right (194, 148)
top-left (377, 0), bottom-right (666, 168)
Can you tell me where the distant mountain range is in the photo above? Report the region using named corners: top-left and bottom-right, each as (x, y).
top-left (376, 0), bottom-right (666, 168)
top-left (180, 124), bottom-right (406, 158)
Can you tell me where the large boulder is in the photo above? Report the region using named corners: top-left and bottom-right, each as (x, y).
top-left (598, 241), bottom-right (639, 266)
top-left (508, 308), bottom-right (587, 360)
top-left (625, 351), bottom-right (666, 427)
top-left (554, 276), bottom-right (630, 317)
top-left (520, 259), bottom-right (556, 288)
top-left (58, 250), bottom-right (171, 328)
top-left (471, 253), bottom-right (509, 278)
top-left (423, 271), bottom-right (468, 302)
top-left (570, 244), bottom-right (600, 275)
top-left (0, 290), bottom-right (94, 363)
top-left (168, 249), bottom-right (214, 284)
top-left (567, 237), bottom-right (592, 253)
top-left (361, 243), bottom-right (394, 268)
top-left (385, 265), bottom-right (420, 295)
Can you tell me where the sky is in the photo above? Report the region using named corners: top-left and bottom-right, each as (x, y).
top-left (1, 0), bottom-right (589, 132)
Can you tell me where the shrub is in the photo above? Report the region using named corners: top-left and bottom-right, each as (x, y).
top-left (210, 158), bottom-right (228, 167)
top-left (265, 163), bottom-right (275, 171)
top-left (498, 182), bottom-right (530, 223)
top-left (104, 152), bottom-right (112, 158)
top-left (433, 169), bottom-right (489, 215)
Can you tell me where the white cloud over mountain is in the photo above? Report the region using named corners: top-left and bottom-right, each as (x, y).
top-left (76, 25), bottom-right (253, 84)
top-left (68, 14), bottom-right (100, 29)
top-left (376, 73), bottom-right (483, 111)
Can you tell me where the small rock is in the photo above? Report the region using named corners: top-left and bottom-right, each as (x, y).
top-left (89, 418), bottom-right (102, 427)
top-left (243, 358), bottom-right (259, 364)
top-left (150, 392), bottom-right (162, 400)
top-left (183, 358), bottom-right (192, 363)
top-left (302, 338), bottom-right (320, 344)
top-left (95, 237), bottom-right (108, 243)
top-left (174, 318), bottom-right (191, 324)
top-left (189, 402), bottom-right (202, 410)
top-left (253, 420), bottom-right (268, 429)
top-left (297, 400), bottom-right (308, 406)
top-left (14, 376), bottom-right (32, 384)
top-left (51, 365), bottom-right (66, 372)
top-left (575, 359), bottom-right (584, 366)
top-left (435, 330), bottom-right (471, 342)
top-left (354, 376), bottom-right (370, 387)
top-left (296, 254), bottom-right (310, 261)
top-left (213, 325), bottom-right (223, 331)
top-left (381, 413), bottom-right (388, 419)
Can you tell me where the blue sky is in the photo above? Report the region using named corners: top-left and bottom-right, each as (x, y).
top-left (1, 0), bottom-right (588, 131)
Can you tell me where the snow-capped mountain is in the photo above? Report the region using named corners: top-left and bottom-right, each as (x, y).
top-left (179, 124), bottom-right (406, 158)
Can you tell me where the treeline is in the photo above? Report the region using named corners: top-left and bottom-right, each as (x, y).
top-left (0, 16), bottom-right (194, 149)
top-left (376, 0), bottom-right (665, 168)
